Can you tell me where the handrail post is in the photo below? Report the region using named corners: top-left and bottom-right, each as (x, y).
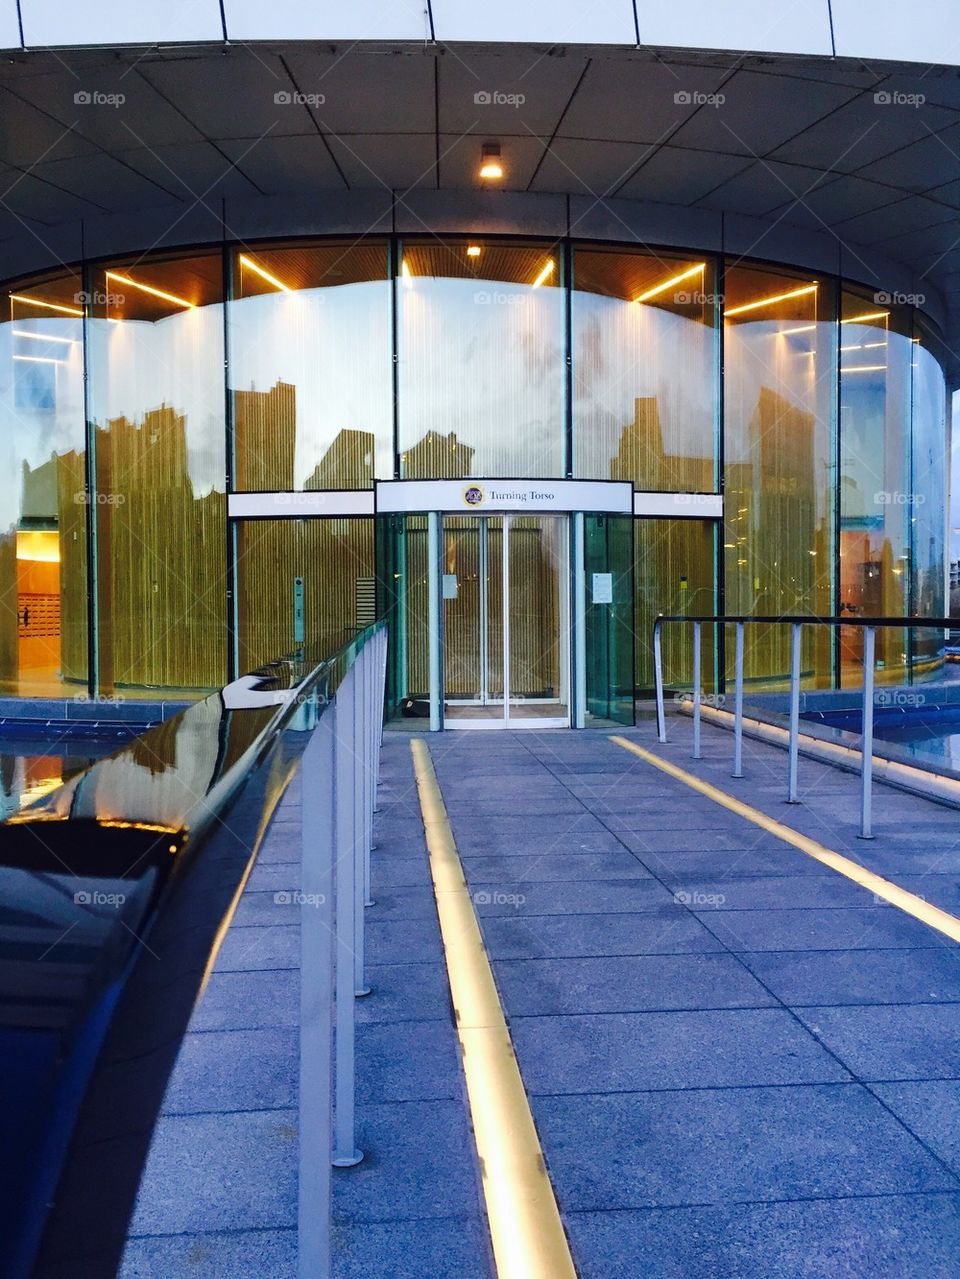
top-left (733, 621), bottom-right (744, 778)
top-left (860, 625), bottom-right (876, 839)
top-left (299, 692), bottom-right (334, 1275)
top-left (692, 621), bottom-right (702, 760)
top-left (653, 617), bottom-right (666, 743)
top-left (332, 674), bottom-right (363, 1167)
top-left (363, 640), bottom-right (375, 903)
top-left (353, 653), bottom-right (371, 998)
top-left (787, 622), bottom-right (801, 803)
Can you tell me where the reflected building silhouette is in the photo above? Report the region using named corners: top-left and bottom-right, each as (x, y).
top-left (609, 396), bottom-right (712, 492)
top-left (402, 430), bottom-right (475, 479)
top-left (233, 381), bottom-right (296, 491)
top-left (305, 428), bottom-right (375, 490)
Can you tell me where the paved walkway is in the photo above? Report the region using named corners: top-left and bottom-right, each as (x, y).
top-left (122, 714), bottom-right (960, 1277)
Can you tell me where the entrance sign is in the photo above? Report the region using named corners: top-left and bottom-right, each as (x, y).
top-left (376, 478), bottom-right (632, 514)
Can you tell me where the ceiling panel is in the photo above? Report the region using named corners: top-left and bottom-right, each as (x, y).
top-left (667, 70), bottom-right (860, 158)
top-left (833, 194), bottom-right (955, 244)
top-left (766, 174), bottom-right (909, 226)
top-left (696, 160), bottom-right (834, 217)
top-left (223, 0), bottom-right (426, 41)
top-left (873, 218), bottom-right (960, 262)
top-left (438, 51), bottom-right (588, 137)
top-left (0, 167), bottom-right (105, 221)
top-left (432, 0), bottom-right (637, 44)
top-left (137, 53), bottom-right (317, 142)
top-left (118, 141), bottom-right (263, 203)
top-left (20, 0), bottom-right (223, 45)
top-left (529, 138), bottom-right (655, 195)
top-left (850, 126), bottom-right (960, 193)
top-left (325, 133), bottom-right (437, 192)
top-left (282, 50), bottom-right (435, 135)
top-left (637, 0), bottom-right (832, 57)
top-left (219, 135), bottom-right (347, 195)
top-left (771, 92), bottom-right (957, 174)
top-left (30, 151), bottom-right (182, 212)
top-left (616, 147), bottom-right (751, 205)
top-left (0, 89), bottom-right (98, 167)
top-left (557, 58), bottom-right (730, 145)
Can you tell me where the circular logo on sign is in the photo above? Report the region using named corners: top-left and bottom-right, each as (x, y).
top-left (462, 484), bottom-right (485, 507)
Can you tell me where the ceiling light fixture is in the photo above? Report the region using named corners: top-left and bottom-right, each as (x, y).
top-left (841, 310), bottom-right (888, 324)
top-left (401, 259), bottom-right (413, 287)
top-left (479, 143), bottom-right (504, 180)
top-left (634, 263), bottom-right (705, 303)
top-left (532, 259), bottom-right (555, 288)
top-left (725, 283), bottom-right (818, 317)
top-left (106, 271), bottom-right (195, 309)
top-left (9, 293), bottom-right (83, 318)
top-left (238, 253), bottom-right (293, 293)
top-left (12, 329), bottom-right (75, 345)
top-left (466, 245), bottom-right (482, 258)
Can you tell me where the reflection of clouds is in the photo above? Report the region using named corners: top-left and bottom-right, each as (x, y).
top-left (573, 295), bottom-right (714, 469)
top-left (0, 318), bottom-right (85, 530)
top-left (88, 308), bottom-right (226, 497)
top-left (228, 283), bottom-right (393, 486)
top-left (400, 279), bottom-right (564, 475)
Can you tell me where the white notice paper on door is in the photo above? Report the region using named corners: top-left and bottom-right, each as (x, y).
top-left (592, 572), bottom-right (613, 604)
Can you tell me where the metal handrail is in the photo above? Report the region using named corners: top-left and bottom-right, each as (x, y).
top-left (652, 614), bottom-right (952, 839)
top-left (0, 622), bottom-right (388, 1279)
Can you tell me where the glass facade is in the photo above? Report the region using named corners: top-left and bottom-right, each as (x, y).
top-left (0, 237), bottom-right (948, 704)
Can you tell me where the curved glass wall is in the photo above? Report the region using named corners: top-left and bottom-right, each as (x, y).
top-left (0, 273), bottom-right (87, 694)
top-left (0, 238), bottom-right (948, 702)
top-left (398, 239), bottom-right (565, 478)
top-left (87, 254), bottom-right (227, 693)
top-left (573, 247), bottom-right (718, 491)
top-left (723, 263), bottom-right (837, 689)
top-left (228, 242), bottom-right (392, 491)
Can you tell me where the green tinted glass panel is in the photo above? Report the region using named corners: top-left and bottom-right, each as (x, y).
top-left (584, 514), bottom-right (634, 726)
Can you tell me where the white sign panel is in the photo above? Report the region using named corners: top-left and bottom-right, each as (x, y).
top-left (634, 491), bottom-right (722, 518)
top-left (376, 479), bottom-right (633, 514)
top-left (592, 573), bottom-right (613, 604)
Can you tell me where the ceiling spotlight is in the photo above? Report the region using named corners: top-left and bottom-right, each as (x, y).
top-left (466, 245), bottom-right (482, 258)
top-left (479, 143), bottom-right (503, 181)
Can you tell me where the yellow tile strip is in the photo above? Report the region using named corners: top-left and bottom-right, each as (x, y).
top-left (610, 735), bottom-right (960, 946)
top-left (410, 739), bottom-right (578, 1279)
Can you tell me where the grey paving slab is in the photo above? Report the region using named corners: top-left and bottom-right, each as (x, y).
top-left (495, 953), bottom-right (777, 1015)
top-left (796, 1003), bottom-right (960, 1080)
top-left (870, 1079), bottom-right (960, 1177)
top-left (533, 1084), bottom-right (957, 1211)
top-left (480, 909), bottom-right (725, 959)
top-left (511, 1009), bottom-right (849, 1094)
top-left (613, 826), bottom-right (807, 854)
top-left (332, 1100), bottom-right (481, 1224)
top-left (638, 847), bottom-right (827, 879)
top-left (563, 1194), bottom-right (960, 1279)
top-left (740, 947), bottom-right (960, 1007)
top-left (446, 812), bottom-right (613, 837)
top-left (161, 1028), bottom-right (296, 1115)
top-left (662, 872), bottom-right (877, 909)
top-left (120, 1229), bottom-right (297, 1278)
top-left (461, 853), bottom-right (652, 881)
top-left (356, 1020), bottom-right (461, 1103)
top-left (356, 962), bottom-right (452, 1024)
top-left (370, 856), bottom-right (432, 888)
top-left (469, 878), bottom-right (674, 917)
top-left (453, 829), bottom-right (628, 856)
top-left (215, 924), bottom-right (298, 971)
top-left (189, 969), bottom-right (298, 1031)
top-left (127, 1109), bottom-right (298, 1236)
top-left (365, 918), bottom-right (443, 964)
top-left (332, 1218), bottom-right (489, 1279)
top-left (700, 905), bottom-right (954, 952)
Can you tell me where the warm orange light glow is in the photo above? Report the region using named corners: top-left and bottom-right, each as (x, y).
top-left (634, 262), bottom-right (705, 303)
top-left (479, 143), bottom-right (504, 180)
top-left (466, 245), bottom-right (482, 258)
top-left (17, 530), bottom-right (60, 563)
top-left (401, 259), bottom-right (413, 287)
top-left (725, 284), bottom-right (818, 317)
top-left (841, 310), bottom-right (888, 324)
top-left (532, 259), bottom-right (555, 288)
top-left (238, 253), bottom-right (293, 293)
top-left (106, 271), bottom-right (195, 310)
top-left (10, 293), bottom-right (83, 317)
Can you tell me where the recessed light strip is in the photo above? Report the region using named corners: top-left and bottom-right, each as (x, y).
top-left (11, 329), bottom-right (76, 345)
top-left (9, 293), bottom-right (83, 318)
top-left (105, 271), bottom-right (195, 310)
top-left (238, 253), bottom-right (293, 294)
top-left (635, 262), bottom-right (705, 303)
top-left (725, 283), bottom-right (818, 317)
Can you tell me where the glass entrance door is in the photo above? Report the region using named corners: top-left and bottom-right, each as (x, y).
top-left (443, 514), bottom-right (568, 728)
